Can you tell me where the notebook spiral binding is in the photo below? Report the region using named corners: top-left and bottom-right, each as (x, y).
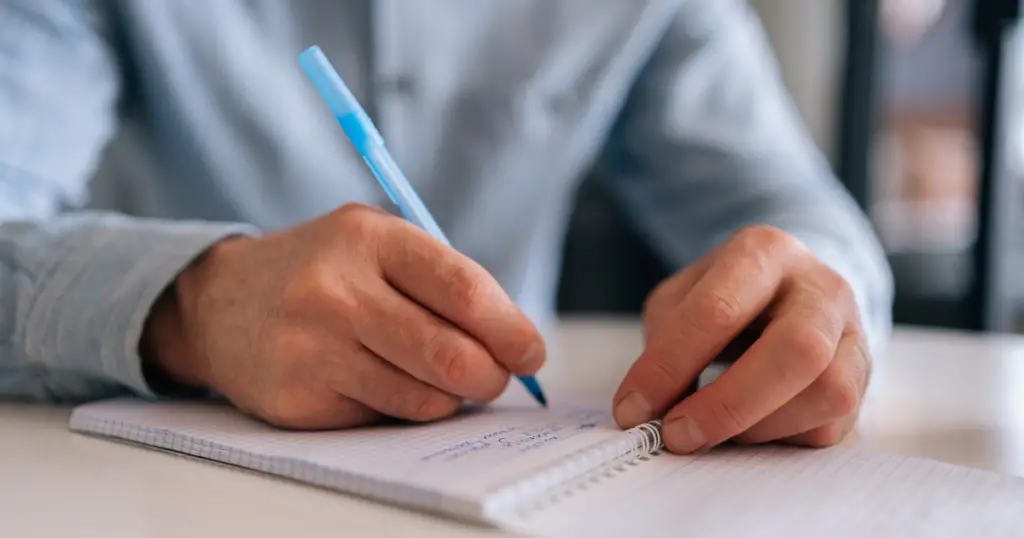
top-left (482, 419), bottom-right (664, 519)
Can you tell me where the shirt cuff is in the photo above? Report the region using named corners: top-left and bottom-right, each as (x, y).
top-left (24, 218), bottom-right (259, 398)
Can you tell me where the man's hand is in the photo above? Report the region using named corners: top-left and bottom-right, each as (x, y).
top-left (612, 226), bottom-right (870, 454)
top-left (141, 203), bottom-right (545, 429)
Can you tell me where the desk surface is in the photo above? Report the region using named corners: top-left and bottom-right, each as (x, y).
top-left (4, 318), bottom-right (1024, 537)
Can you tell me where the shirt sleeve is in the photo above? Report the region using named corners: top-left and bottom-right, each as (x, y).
top-left (598, 0), bottom-right (894, 356)
top-left (0, 0), bottom-right (256, 402)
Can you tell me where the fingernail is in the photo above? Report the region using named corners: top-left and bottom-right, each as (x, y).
top-left (663, 416), bottom-right (706, 454)
top-left (614, 391), bottom-right (652, 427)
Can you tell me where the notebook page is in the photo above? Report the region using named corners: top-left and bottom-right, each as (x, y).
top-left (509, 443), bottom-right (1024, 538)
top-left (70, 396), bottom-right (631, 509)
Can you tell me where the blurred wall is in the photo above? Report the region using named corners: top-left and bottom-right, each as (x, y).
top-left (748, 0), bottom-right (844, 163)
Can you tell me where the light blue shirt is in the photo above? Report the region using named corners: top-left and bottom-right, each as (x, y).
top-left (0, 0), bottom-right (893, 401)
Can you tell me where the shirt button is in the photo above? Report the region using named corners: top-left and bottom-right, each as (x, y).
top-left (547, 91), bottom-right (576, 115)
top-left (379, 74), bottom-right (417, 95)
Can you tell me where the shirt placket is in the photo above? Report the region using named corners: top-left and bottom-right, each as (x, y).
top-left (368, 0), bottom-right (416, 166)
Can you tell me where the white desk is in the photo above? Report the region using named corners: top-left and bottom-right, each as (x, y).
top-left (4, 318), bottom-right (1024, 537)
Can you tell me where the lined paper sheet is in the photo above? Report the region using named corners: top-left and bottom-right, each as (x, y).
top-left (71, 398), bottom-right (1024, 537)
top-left (512, 443), bottom-right (1024, 538)
top-left (69, 397), bottom-right (628, 502)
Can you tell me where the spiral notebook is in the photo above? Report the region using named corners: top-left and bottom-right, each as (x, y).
top-left (70, 395), bottom-right (1024, 537)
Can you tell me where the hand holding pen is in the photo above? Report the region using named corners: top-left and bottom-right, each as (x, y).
top-left (299, 46), bottom-right (548, 407)
top-left (138, 56), bottom-right (547, 432)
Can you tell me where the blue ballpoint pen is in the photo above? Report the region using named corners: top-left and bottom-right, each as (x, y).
top-left (299, 45), bottom-right (548, 407)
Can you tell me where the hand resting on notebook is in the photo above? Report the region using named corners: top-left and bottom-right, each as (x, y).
top-left (141, 207), bottom-right (867, 456)
top-left (140, 203), bottom-right (546, 429)
top-left (613, 226), bottom-right (871, 455)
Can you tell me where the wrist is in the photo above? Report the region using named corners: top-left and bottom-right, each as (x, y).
top-left (140, 281), bottom-right (208, 394)
top-left (141, 238), bottom-right (246, 395)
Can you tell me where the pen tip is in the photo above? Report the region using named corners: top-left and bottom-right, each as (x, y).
top-left (517, 376), bottom-right (547, 407)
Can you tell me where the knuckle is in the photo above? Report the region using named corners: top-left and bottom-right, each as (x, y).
top-left (735, 225), bottom-right (809, 271)
top-left (820, 267), bottom-right (856, 307)
top-left (332, 203), bottom-right (385, 239)
top-left (822, 267), bottom-right (850, 294)
top-left (258, 389), bottom-right (315, 429)
top-left (273, 327), bottom-right (322, 363)
top-left (445, 265), bottom-right (487, 316)
top-left (424, 329), bottom-right (471, 385)
top-left (506, 325), bottom-right (544, 371)
top-left (737, 225), bottom-right (802, 254)
top-left (407, 390), bottom-right (460, 422)
top-left (333, 201), bottom-right (383, 220)
top-left (819, 366), bottom-right (862, 417)
top-left (317, 275), bottom-right (360, 315)
top-left (480, 370), bottom-right (512, 402)
top-left (803, 424), bottom-right (846, 448)
top-left (706, 399), bottom-right (748, 438)
top-left (288, 260), bottom-right (332, 300)
top-left (649, 356), bottom-right (689, 388)
top-left (786, 324), bottom-right (835, 374)
top-left (285, 264), bottom-right (361, 323)
top-left (643, 278), bottom-right (674, 313)
top-left (693, 291), bottom-right (745, 331)
top-left (828, 380), bottom-right (862, 417)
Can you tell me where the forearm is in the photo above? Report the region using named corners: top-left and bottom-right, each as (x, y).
top-left (601, 0), bottom-right (893, 355)
top-left (0, 1), bottom-right (253, 401)
top-left (0, 212), bottom-right (256, 402)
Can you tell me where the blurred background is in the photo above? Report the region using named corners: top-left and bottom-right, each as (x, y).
top-left (558, 0), bottom-right (1024, 334)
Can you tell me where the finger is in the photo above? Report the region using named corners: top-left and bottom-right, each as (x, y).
top-left (613, 233), bottom-right (794, 429)
top-left (734, 330), bottom-right (869, 444)
top-left (642, 256), bottom-right (713, 341)
top-left (659, 278), bottom-right (847, 454)
top-left (259, 391), bottom-right (382, 430)
top-left (784, 411), bottom-right (860, 448)
top-left (354, 283), bottom-right (510, 403)
top-left (377, 223), bottom-right (545, 375)
top-left (326, 343), bottom-right (463, 422)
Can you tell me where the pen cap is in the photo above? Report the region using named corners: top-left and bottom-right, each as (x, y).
top-left (298, 46), bottom-right (383, 152)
